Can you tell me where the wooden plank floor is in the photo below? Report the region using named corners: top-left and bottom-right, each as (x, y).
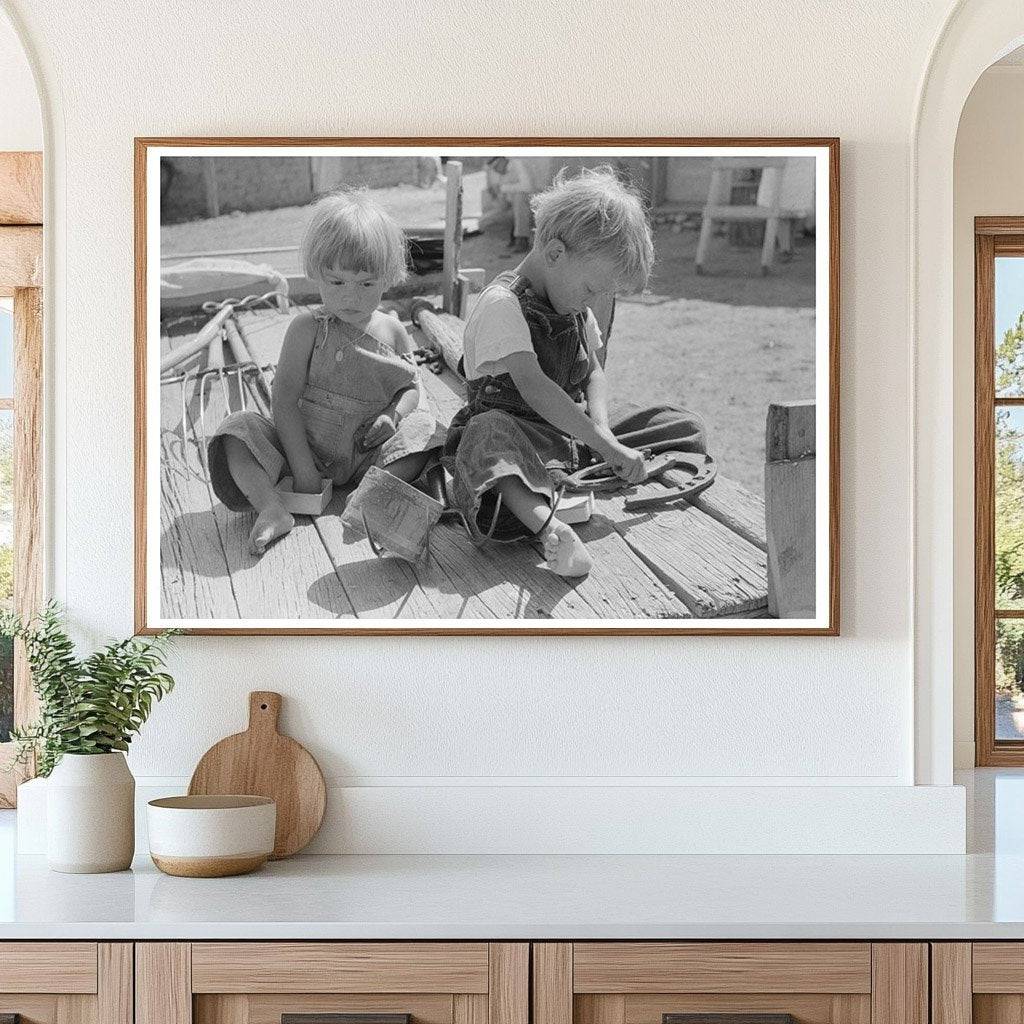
top-left (157, 305), bottom-right (768, 621)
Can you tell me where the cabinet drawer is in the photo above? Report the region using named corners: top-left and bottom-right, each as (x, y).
top-left (572, 943), bottom-right (872, 994)
top-left (973, 943), bottom-right (1024, 992)
top-left (139, 942), bottom-right (528, 1024)
top-left (0, 942), bottom-right (98, 993)
top-left (191, 942), bottom-right (490, 993)
top-left (533, 944), bottom-right (924, 1024)
top-left (935, 942), bottom-right (1024, 1024)
top-left (0, 943), bottom-right (130, 1024)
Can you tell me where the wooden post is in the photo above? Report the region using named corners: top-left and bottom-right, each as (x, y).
top-left (0, 152), bottom-right (42, 225)
top-left (695, 163), bottom-right (730, 273)
top-left (651, 156), bottom-right (668, 208)
top-left (0, 151), bottom-right (43, 808)
top-left (930, 944), bottom-right (971, 1024)
top-left (136, 943), bottom-right (192, 1024)
top-left (489, 943), bottom-right (529, 1024)
top-left (533, 944), bottom-right (573, 1024)
top-left (442, 160), bottom-right (463, 314)
top-left (765, 399), bottom-right (816, 618)
top-left (759, 164), bottom-right (784, 274)
top-left (13, 286), bottom-right (43, 710)
top-left (411, 300), bottom-right (467, 377)
top-left (98, 943), bottom-right (134, 1024)
top-left (871, 944), bottom-right (928, 1024)
top-left (202, 158), bottom-right (220, 218)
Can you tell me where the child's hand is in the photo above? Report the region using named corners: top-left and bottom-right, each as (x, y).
top-left (360, 413), bottom-right (398, 451)
top-left (602, 441), bottom-right (647, 485)
top-left (293, 469), bottom-right (323, 494)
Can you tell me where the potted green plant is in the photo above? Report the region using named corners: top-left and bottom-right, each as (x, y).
top-left (2, 603), bottom-right (177, 873)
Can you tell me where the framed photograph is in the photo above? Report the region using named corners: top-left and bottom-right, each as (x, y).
top-left (135, 137), bottom-right (838, 635)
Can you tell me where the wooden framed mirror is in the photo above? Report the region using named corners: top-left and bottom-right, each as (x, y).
top-left (0, 151), bottom-right (43, 807)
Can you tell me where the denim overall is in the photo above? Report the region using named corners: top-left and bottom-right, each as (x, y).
top-left (298, 313), bottom-right (421, 482)
top-left (443, 271), bottom-right (711, 544)
top-left (209, 312), bottom-right (444, 512)
top-left (460, 271), bottom-right (592, 424)
top-left (442, 272), bottom-right (595, 541)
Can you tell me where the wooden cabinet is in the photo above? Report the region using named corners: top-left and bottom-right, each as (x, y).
top-left (0, 942), bottom-right (132, 1024)
top-left (532, 943), bottom-right (928, 1024)
top-left (931, 943), bottom-right (1024, 1024)
top-left (0, 938), bottom-right (940, 1024)
top-left (136, 943), bottom-right (528, 1024)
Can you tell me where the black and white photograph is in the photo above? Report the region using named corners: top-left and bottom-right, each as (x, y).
top-left (137, 140), bottom-right (838, 634)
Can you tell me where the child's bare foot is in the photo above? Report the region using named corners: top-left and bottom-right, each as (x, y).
top-left (249, 506), bottom-right (294, 555)
top-left (542, 520), bottom-right (593, 577)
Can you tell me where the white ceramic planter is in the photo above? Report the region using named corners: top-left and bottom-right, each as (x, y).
top-left (46, 752), bottom-right (135, 873)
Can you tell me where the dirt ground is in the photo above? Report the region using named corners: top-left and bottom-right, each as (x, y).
top-left (161, 171), bottom-right (817, 493)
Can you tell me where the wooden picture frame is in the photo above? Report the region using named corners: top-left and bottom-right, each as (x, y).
top-left (136, 137), bottom-right (839, 636)
top-left (0, 151), bottom-right (43, 806)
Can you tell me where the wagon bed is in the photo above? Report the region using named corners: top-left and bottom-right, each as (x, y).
top-left (159, 304), bottom-right (770, 622)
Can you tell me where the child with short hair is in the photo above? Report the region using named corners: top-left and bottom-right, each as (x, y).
top-left (443, 165), bottom-right (706, 577)
top-left (208, 188), bottom-right (444, 555)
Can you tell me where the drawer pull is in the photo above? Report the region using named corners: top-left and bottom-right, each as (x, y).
top-left (664, 1016), bottom-right (796, 1024)
top-left (283, 1016), bottom-right (412, 1024)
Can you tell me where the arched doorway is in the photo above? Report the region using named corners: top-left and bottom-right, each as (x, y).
top-left (914, 0), bottom-right (1024, 784)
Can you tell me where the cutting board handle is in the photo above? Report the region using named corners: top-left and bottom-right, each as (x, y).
top-left (248, 691), bottom-right (282, 734)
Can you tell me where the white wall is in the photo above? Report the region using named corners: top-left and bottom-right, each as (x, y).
top-left (0, 7), bottom-right (40, 151)
top-left (953, 65), bottom-right (1024, 768)
top-left (0, 0), bottom-right (973, 852)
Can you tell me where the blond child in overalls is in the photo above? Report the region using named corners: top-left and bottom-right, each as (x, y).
top-left (208, 188), bottom-right (444, 555)
top-left (443, 166), bottom-right (707, 577)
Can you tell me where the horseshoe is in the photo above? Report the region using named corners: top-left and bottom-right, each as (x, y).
top-left (623, 452), bottom-right (717, 510)
top-left (563, 448), bottom-right (666, 491)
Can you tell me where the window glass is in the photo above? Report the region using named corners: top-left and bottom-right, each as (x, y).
top-left (997, 619), bottom-right (1024, 740)
top-left (997, 406), bottom-right (1024, 610)
top-left (996, 257), bottom-right (1024, 397)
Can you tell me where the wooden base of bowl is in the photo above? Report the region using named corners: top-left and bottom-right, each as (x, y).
top-left (151, 853), bottom-right (268, 878)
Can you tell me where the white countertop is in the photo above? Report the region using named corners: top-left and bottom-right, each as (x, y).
top-left (1, 847), bottom-right (1023, 940)
top-left (1, 769), bottom-right (1021, 941)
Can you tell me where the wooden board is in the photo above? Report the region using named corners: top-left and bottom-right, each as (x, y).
top-left (189, 691), bottom-right (326, 859)
top-left (534, 944), bottom-right (573, 1024)
top-left (603, 497), bottom-right (768, 617)
top-left (197, 353), bottom-right (345, 621)
top-left (156, 305), bottom-right (769, 623)
top-left (490, 944), bottom-right (529, 1024)
top-left (870, 945), bottom-right (928, 1024)
top-left (0, 152), bottom-right (43, 225)
top-left (98, 943), bottom-right (134, 1024)
top-left (572, 942), bottom-right (871, 994)
top-left (190, 942), bottom-right (489, 994)
top-left (0, 943), bottom-right (98, 993)
top-left (765, 401), bottom-right (816, 618)
top-left (136, 943), bottom-right (191, 1024)
top-left (683, 474), bottom-right (767, 551)
top-left (0, 225), bottom-right (41, 290)
top-left (159, 362), bottom-right (239, 618)
top-left (973, 944), bottom-right (1024, 992)
top-left (765, 456), bottom-right (815, 617)
top-left (930, 945), bottom-right (971, 1024)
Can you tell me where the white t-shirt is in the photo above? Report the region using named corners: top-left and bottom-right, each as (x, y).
top-left (462, 283), bottom-right (603, 381)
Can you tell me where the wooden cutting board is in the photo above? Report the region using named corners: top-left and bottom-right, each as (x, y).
top-left (188, 691), bottom-right (326, 859)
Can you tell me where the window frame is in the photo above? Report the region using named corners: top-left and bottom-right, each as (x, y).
top-left (0, 151), bottom-right (43, 806)
top-left (975, 217), bottom-right (1024, 765)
